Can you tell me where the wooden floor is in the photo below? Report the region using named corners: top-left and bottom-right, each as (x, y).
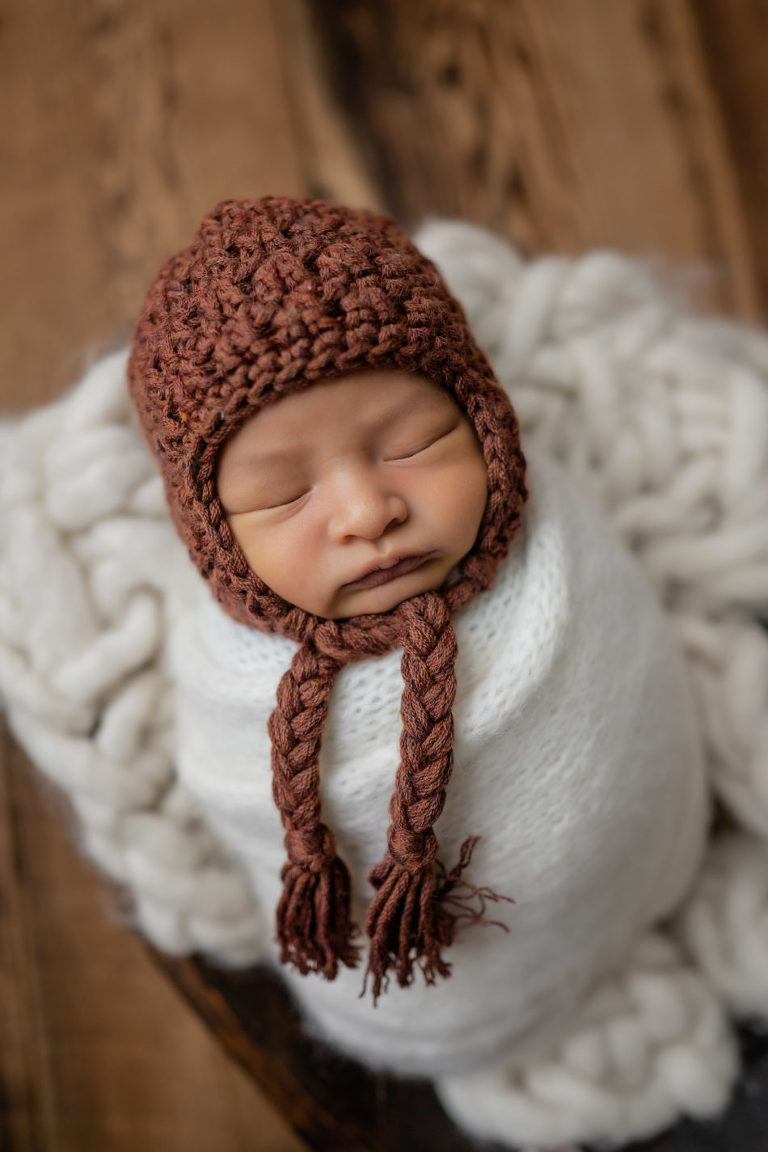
top-left (2, 1), bottom-right (768, 1150)
top-left (0, 2), bottom-right (343, 1148)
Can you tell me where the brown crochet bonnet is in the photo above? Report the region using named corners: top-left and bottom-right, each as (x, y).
top-left (128, 196), bottom-right (527, 998)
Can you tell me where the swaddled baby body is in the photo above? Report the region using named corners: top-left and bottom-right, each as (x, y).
top-left (126, 195), bottom-right (710, 1141)
top-left (170, 443), bottom-right (707, 1076)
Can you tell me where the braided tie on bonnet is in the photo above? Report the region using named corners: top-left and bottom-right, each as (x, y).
top-left (127, 196), bottom-right (527, 998)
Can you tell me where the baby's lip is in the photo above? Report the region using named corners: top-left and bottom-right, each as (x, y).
top-left (343, 552), bottom-right (433, 591)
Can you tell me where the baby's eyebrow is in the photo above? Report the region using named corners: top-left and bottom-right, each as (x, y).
top-left (232, 443), bottom-right (304, 469)
top-left (369, 389), bottom-right (456, 434)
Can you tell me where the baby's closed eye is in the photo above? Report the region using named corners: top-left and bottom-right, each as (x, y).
top-left (218, 465), bottom-right (311, 514)
top-left (250, 486), bottom-right (310, 511)
top-left (382, 418), bottom-right (460, 461)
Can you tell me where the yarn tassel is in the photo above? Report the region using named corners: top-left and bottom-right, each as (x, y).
top-left (364, 835), bottom-right (514, 1001)
top-left (277, 840), bottom-right (360, 978)
top-left (365, 847), bottom-right (454, 1000)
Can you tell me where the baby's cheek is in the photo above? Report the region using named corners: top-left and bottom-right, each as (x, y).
top-left (243, 515), bottom-right (336, 616)
top-left (451, 459), bottom-right (489, 549)
top-left (225, 516), bottom-right (278, 584)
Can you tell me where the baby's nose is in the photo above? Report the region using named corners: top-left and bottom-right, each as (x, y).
top-left (327, 467), bottom-right (407, 542)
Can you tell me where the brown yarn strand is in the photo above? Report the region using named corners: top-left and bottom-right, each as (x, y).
top-left (269, 634), bottom-right (359, 977)
top-left (365, 593), bottom-right (462, 999)
top-left (270, 596), bottom-right (511, 998)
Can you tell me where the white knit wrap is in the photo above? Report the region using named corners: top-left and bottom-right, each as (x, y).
top-left (1, 221), bottom-right (767, 1148)
top-left (171, 447), bottom-right (707, 1076)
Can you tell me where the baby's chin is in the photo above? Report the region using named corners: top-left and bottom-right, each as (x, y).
top-left (326, 559), bottom-right (454, 619)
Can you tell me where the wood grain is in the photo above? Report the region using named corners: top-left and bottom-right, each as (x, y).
top-left (2, 742), bottom-right (308, 1152)
top-left (0, 0), bottom-right (307, 406)
top-left (306, 0), bottom-right (762, 316)
top-left (0, 725), bottom-right (51, 1152)
top-left (272, 0), bottom-right (385, 212)
top-left (0, 0), bottom-right (311, 1147)
top-left (691, 0), bottom-right (768, 314)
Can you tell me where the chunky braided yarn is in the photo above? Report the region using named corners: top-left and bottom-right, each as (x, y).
top-left (128, 197), bottom-right (527, 994)
top-left (366, 594), bottom-right (459, 996)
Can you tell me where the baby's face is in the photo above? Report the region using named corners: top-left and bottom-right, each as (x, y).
top-left (216, 369), bottom-right (488, 619)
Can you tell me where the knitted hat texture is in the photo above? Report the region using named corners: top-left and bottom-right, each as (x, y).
top-left (128, 196), bottom-right (527, 997)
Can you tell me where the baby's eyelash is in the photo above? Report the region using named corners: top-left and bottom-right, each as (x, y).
top-left (384, 423), bottom-right (458, 461)
top-left (259, 489), bottom-right (309, 510)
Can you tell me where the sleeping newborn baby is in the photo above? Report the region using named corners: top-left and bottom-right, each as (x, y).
top-left (128, 197), bottom-right (715, 1146)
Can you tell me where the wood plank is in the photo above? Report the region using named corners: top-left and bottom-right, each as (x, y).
top-left (691, 0), bottom-right (768, 315)
top-left (0, 726), bottom-right (52, 1152)
top-left (0, 0), bottom-right (313, 1146)
top-left (305, 0), bottom-right (761, 315)
top-left (5, 740), bottom-right (307, 1152)
top-left (272, 0), bottom-right (385, 211)
top-left (0, 0), bottom-right (307, 406)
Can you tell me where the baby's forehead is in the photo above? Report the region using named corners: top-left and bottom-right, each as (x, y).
top-left (227, 369), bottom-right (461, 452)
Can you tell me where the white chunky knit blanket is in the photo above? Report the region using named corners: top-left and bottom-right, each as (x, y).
top-left (1, 221), bottom-right (768, 1150)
